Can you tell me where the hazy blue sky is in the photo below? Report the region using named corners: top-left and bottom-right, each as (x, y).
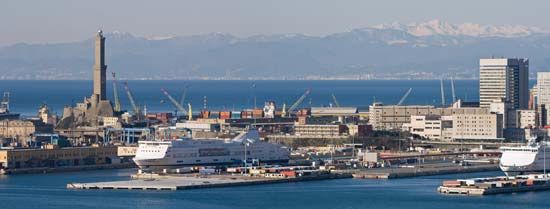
top-left (1, 0), bottom-right (549, 46)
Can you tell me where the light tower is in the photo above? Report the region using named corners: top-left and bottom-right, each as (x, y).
top-left (93, 30), bottom-right (107, 101)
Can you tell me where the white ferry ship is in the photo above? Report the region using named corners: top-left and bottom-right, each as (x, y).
top-left (133, 130), bottom-right (290, 171)
top-left (500, 137), bottom-right (550, 176)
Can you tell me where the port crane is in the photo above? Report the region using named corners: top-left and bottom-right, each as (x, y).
top-left (111, 72), bottom-right (121, 112)
top-left (179, 85), bottom-right (190, 107)
top-left (123, 81), bottom-right (140, 116)
top-left (188, 103), bottom-right (193, 120)
top-left (440, 79), bottom-right (446, 107)
top-left (331, 94), bottom-right (341, 107)
top-left (161, 88), bottom-right (188, 115)
top-left (397, 88), bottom-right (413, 105)
top-left (286, 89), bottom-right (311, 116)
top-left (450, 78), bottom-right (457, 104)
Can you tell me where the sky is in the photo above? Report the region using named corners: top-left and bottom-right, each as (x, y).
top-left (1, 0), bottom-right (549, 46)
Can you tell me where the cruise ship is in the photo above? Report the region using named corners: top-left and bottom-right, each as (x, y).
top-left (133, 130), bottom-right (290, 171)
top-left (500, 137), bottom-right (550, 176)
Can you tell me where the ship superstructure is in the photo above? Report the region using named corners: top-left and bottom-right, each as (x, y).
top-left (133, 130), bottom-right (290, 171)
top-left (0, 92), bottom-right (19, 120)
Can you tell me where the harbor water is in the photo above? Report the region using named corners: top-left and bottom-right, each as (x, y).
top-left (1, 169), bottom-right (549, 209)
top-left (0, 80), bottom-right (484, 116)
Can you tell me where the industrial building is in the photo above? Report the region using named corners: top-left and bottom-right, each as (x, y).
top-left (294, 124), bottom-right (349, 137)
top-left (0, 146), bottom-right (118, 172)
top-left (0, 119), bottom-right (54, 146)
top-left (368, 102), bottom-right (489, 131)
top-left (515, 110), bottom-right (537, 128)
top-left (452, 112), bottom-right (504, 141)
top-left (403, 115), bottom-right (453, 141)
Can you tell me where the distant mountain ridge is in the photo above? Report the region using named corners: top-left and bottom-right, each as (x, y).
top-left (2, 20), bottom-right (550, 80)
top-left (371, 19), bottom-right (549, 37)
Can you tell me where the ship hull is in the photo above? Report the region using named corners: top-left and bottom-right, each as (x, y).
top-left (133, 137), bottom-right (290, 171)
top-left (134, 159), bottom-right (289, 171)
top-left (500, 145), bottom-right (550, 176)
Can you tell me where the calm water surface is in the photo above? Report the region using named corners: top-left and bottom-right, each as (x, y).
top-left (0, 169), bottom-right (548, 209)
top-left (0, 80), bottom-right (483, 116)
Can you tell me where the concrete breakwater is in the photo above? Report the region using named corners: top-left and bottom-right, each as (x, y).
top-left (67, 173), bottom-right (352, 191)
top-left (2, 163), bottom-right (135, 175)
top-left (350, 164), bottom-right (499, 179)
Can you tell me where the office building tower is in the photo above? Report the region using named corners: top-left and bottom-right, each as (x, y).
top-left (479, 58), bottom-right (529, 109)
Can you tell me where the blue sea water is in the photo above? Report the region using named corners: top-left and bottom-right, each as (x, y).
top-left (0, 169), bottom-right (549, 209)
top-left (0, 80), bottom-right (483, 116)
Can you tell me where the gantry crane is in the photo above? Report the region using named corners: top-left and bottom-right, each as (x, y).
top-left (123, 81), bottom-right (140, 116)
top-left (111, 72), bottom-right (121, 112)
top-left (179, 85), bottom-right (190, 107)
top-left (397, 88), bottom-right (413, 105)
top-left (161, 88), bottom-right (188, 115)
top-left (286, 89), bottom-right (311, 116)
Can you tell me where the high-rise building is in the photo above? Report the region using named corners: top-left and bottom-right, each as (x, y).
top-left (536, 72), bottom-right (550, 126)
top-left (537, 72), bottom-right (550, 105)
top-left (479, 58), bottom-right (529, 109)
top-left (93, 30), bottom-right (107, 101)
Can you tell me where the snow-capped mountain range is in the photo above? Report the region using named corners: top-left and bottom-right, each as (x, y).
top-left (371, 19), bottom-right (549, 37)
top-left (2, 20), bottom-right (550, 80)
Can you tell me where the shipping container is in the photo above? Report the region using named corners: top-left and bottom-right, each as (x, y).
top-left (241, 111), bottom-right (253, 119)
top-left (231, 111), bottom-right (241, 119)
top-left (252, 109), bottom-right (264, 118)
top-left (442, 180), bottom-right (462, 187)
top-left (200, 110), bottom-right (211, 119)
top-left (219, 111), bottom-right (231, 120)
top-left (280, 170), bottom-right (296, 177)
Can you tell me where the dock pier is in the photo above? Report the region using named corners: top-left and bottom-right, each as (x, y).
top-left (437, 174), bottom-right (550, 195)
top-left (350, 163), bottom-right (499, 179)
top-left (67, 173), bottom-right (352, 191)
